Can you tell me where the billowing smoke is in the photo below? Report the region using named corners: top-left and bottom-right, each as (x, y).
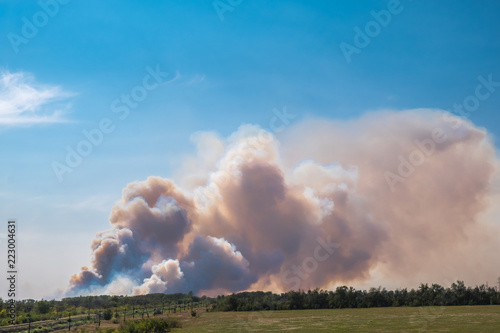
top-left (68, 109), bottom-right (500, 296)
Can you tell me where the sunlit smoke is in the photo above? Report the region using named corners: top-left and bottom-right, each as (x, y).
top-left (68, 109), bottom-right (500, 296)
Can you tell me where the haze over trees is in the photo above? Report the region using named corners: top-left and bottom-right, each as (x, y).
top-left (212, 281), bottom-right (500, 311)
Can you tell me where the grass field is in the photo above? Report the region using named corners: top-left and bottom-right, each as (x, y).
top-left (50, 305), bottom-right (500, 332)
top-left (178, 306), bottom-right (500, 333)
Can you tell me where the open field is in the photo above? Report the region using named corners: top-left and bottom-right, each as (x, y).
top-left (179, 306), bottom-right (500, 333)
top-left (46, 305), bottom-right (500, 332)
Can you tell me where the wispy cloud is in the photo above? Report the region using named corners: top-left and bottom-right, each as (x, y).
top-left (185, 74), bottom-right (206, 86)
top-left (0, 71), bottom-right (74, 126)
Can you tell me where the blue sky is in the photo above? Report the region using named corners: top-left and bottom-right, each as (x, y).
top-left (1, 0), bottom-right (499, 299)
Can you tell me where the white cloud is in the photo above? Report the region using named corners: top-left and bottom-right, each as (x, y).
top-left (0, 71), bottom-right (74, 125)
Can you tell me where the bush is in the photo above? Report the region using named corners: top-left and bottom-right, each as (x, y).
top-left (103, 309), bottom-right (113, 320)
top-left (191, 309), bottom-right (197, 317)
top-left (31, 327), bottom-right (51, 333)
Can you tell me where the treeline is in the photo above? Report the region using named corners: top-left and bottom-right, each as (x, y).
top-left (213, 281), bottom-right (500, 311)
top-left (0, 292), bottom-right (213, 326)
top-left (59, 292), bottom-right (207, 310)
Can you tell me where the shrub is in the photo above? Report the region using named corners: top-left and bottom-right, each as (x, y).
top-left (103, 309), bottom-right (113, 320)
top-left (33, 329), bottom-right (51, 333)
top-left (191, 309), bottom-right (197, 317)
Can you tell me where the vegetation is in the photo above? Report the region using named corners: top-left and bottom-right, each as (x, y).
top-left (0, 293), bottom-right (211, 326)
top-left (212, 281), bottom-right (500, 311)
top-left (0, 281), bottom-right (499, 331)
top-left (117, 317), bottom-right (181, 333)
top-left (103, 309), bottom-right (113, 321)
top-left (71, 317), bottom-right (181, 333)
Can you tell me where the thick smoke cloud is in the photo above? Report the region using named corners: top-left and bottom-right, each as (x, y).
top-left (68, 109), bottom-right (500, 296)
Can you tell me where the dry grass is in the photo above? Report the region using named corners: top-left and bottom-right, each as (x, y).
top-left (51, 305), bottom-right (500, 332)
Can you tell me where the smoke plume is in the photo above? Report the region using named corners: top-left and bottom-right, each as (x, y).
top-left (68, 109), bottom-right (500, 296)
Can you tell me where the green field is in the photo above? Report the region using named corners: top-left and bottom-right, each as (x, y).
top-left (178, 306), bottom-right (500, 332)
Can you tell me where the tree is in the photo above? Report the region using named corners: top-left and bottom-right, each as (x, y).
top-left (36, 300), bottom-right (51, 314)
top-left (103, 308), bottom-right (113, 320)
